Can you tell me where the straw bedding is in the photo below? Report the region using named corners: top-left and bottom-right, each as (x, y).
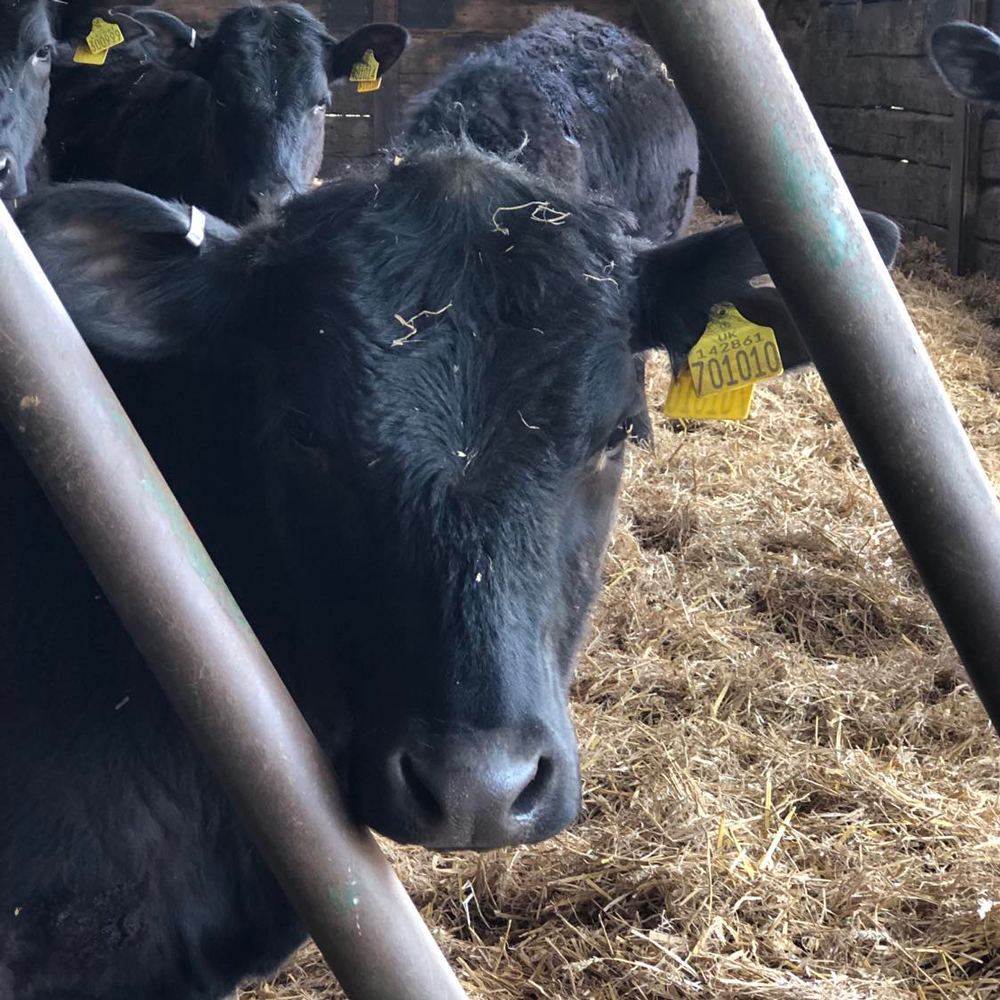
top-left (240, 204), bottom-right (1000, 1000)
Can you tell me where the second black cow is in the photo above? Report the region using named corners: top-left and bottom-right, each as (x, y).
top-left (45, 3), bottom-right (408, 222)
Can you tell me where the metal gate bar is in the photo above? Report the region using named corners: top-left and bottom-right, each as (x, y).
top-left (0, 201), bottom-right (468, 999)
top-left (634, 0), bottom-right (1000, 733)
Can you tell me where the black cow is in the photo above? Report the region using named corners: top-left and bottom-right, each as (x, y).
top-left (931, 20), bottom-right (1000, 106)
top-left (404, 10), bottom-right (698, 445)
top-left (0, 0), bottom-right (55, 201)
top-left (405, 10), bottom-right (698, 244)
top-left (2, 147), bottom-right (899, 997)
top-left (44, 3), bottom-right (408, 223)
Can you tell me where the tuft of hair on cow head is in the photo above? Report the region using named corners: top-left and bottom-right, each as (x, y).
top-left (632, 209), bottom-right (900, 371)
top-left (323, 21), bottom-right (409, 81)
top-left (930, 21), bottom-right (1000, 104)
top-left (16, 182), bottom-right (239, 359)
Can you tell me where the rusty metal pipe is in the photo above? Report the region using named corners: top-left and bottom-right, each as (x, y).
top-left (0, 202), bottom-right (468, 999)
top-left (634, 0), bottom-right (1000, 733)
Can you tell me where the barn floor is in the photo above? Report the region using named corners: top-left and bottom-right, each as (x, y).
top-left (239, 204), bottom-right (1000, 1000)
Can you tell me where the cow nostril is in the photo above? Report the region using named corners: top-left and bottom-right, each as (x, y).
top-left (511, 755), bottom-right (553, 818)
top-left (399, 753), bottom-right (443, 822)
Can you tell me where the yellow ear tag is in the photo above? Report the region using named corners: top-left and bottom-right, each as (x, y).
top-left (73, 44), bottom-right (108, 65)
top-left (350, 49), bottom-right (381, 93)
top-left (73, 17), bottom-right (125, 65)
top-left (688, 303), bottom-right (783, 397)
top-left (663, 372), bottom-right (754, 421)
top-left (663, 303), bottom-right (783, 421)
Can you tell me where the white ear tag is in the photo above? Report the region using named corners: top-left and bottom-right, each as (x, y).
top-left (185, 206), bottom-right (206, 248)
top-left (190, 28), bottom-right (197, 48)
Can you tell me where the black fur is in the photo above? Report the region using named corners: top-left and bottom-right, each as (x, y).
top-left (404, 10), bottom-right (698, 448)
top-left (0, 0), bottom-right (55, 202)
top-left (3, 140), bottom-right (899, 997)
top-left (404, 10), bottom-right (697, 243)
top-left (44, 3), bottom-right (408, 223)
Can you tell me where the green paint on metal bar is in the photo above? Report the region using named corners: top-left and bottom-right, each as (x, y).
top-left (774, 123), bottom-right (848, 271)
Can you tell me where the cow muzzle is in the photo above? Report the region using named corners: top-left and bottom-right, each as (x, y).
top-left (0, 149), bottom-right (25, 199)
top-left (354, 723), bottom-right (580, 851)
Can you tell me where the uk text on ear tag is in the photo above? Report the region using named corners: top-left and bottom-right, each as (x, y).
top-left (73, 16), bottom-right (125, 65)
top-left (350, 49), bottom-right (381, 93)
top-left (687, 303), bottom-right (783, 398)
top-left (663, 369), bottom-right (754, 421)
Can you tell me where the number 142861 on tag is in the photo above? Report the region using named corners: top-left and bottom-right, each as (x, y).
top-left (689, 326), bottom-right (783, 398)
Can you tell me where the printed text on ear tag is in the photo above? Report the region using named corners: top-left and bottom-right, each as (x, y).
top-left (687, 302), bottom-right (783, 398)
top-left (663, 371), bottom-right (754, 421)
top-left (73, 16), bottom-right (125, 65)
top-left (350, 49), bottom-right (381, 92)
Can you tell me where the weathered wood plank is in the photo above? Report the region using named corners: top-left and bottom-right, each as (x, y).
top-left (834, 152), bottom-right (951, 228)
top-left (323, 113), bottom-right (374, 160)
top-left (894, 215), bottom-right (949, 247)
top-left (812, 0), bottom-right (929, 58)
top-left (450, 0), bottom-right (638, 33)
top-left (980, 120), bottom-right (1000, 180)
top-left (401, 29), bottom-right (504, 74)
top-left (325, 0), bottom-right (374, 28)
top-left (974, 238), bottom-right (1000, 275)
top-left (974, 184), bottom-right (1000, 241)
top-left (946, 0), bottom-right (986, 274)
top-left (809, 49), bottom-right (956, 114)
top-left (399, 0), bottom-right (455, 28)
top-left (815, 105), bottom-right (952, 166)
top-left (159, 0), bottom-right (326, 30)
top-left (371, 0), bottom-right (401, 146)
top-left (398, 72), bottom-right (443, 104)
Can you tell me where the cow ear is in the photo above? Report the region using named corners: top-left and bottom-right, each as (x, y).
top-left (16, 183), bottom-right (238, 361)
top-left (633, 211), bottom-right (900, 370)
top-left (107, 7), bottom-right (201, 57)
top-left (324, 23), bottom-right (409, 81)
top-left (931, 22), bottom-right (1000, 102)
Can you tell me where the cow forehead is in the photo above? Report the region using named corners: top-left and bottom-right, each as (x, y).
top-left (278, 210), bottom-right (636, 479)
top-left (214, 3), bottom-right (327, 102)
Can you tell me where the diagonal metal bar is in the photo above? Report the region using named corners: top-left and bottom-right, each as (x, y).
top-left (0, 200), bottom-right (468, 999)
top-left (634, 0), bottom-right (1000, 734)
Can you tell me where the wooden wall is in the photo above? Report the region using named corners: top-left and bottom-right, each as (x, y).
top-left (763, 0), bottom-right (1000, 275)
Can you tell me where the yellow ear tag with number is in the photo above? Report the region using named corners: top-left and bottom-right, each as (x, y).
top-left (663, 303), bottom-right (783, 421)
top-left (73, 17), bottom-right (125, 66)
top-left (350, 49), bottom-right (381, 92)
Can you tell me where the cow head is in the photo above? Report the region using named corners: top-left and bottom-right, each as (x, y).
top-left (931, 21), bottom-right (1000, 104)
top-left (107, 3), bottom-right (407, 222)
top-left (0, 0), bottom-right (54, 200)
top-left (17, 149), bottom-right (898, 851)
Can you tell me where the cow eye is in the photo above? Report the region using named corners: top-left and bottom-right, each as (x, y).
top-left (284, 411), bottom-right (320, 450)
top-left (33, 45), bottom-right (53, 63)
top-left (605, 422), bottom-right (629, 458)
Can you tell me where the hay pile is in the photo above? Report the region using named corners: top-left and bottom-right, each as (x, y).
top-left (240, 207), bottom-right (1000, 1000)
